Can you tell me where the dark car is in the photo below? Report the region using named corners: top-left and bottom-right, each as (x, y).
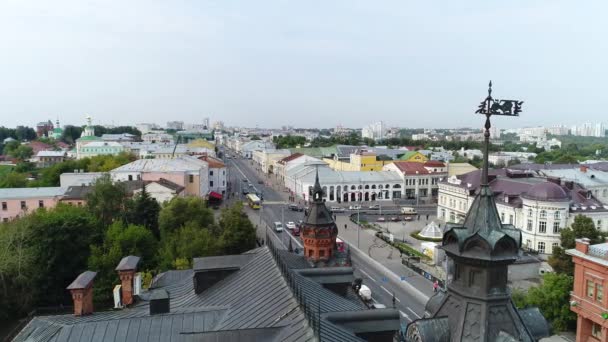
top-left (258, 180), bottom-right (264, 184)
top-left (242, 178), bottom-right (248, 182)
top-left (289, 204), bottom-right (303, 212)
top-left (242, 190), bottom-right (249, 195)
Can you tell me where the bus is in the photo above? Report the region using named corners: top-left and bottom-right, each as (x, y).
top-left (246, 194), bottom-right (261, 209)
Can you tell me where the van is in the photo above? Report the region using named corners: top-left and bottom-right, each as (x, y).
top-left (401, 207), bottom-right (417, 215)
top-left (274, 222), bottom-right (284, 232)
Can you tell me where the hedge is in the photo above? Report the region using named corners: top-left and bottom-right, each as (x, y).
top-left (411, 230), bottom-right (442, 242)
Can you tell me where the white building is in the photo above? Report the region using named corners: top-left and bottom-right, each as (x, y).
top-left (437, 168), bottom-right (608, 256)
top-left (361, 121), bottom-right (386, 141)
top-left (136, 123), bottom-right (160, 134)
top-left (382, 161), bottom-right (447, 201)
top-left (166, 121), bottom-right (184, 130)
top-left (571, 123), bottom-right (606, 137)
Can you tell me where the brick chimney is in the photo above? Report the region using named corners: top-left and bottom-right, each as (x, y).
top-left (66, 271), bottom-right (97, 316)
top-left (115, 256), bottom-right (140, 306)
top-left (575, 238), bottom-right (591, 254)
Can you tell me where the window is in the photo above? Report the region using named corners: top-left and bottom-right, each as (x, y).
top-left (38, 200), bottom-right (44, 208)
top-left (210, 170), bottom-right (214, 176)
top-left (1, 202), bottom-right (6, 210)
top-left (588, 280), bottom-right (595, 299)
top-left (552, 242), bottom-right (559, 252)
top-left (598, 220), bottom-right (603, 229)
top-left (527, 219), bottom-right (533, 231)
top-left (189, 175), bottom-right (194, 183)
top-left (539, 221), bottom-right (547, 233)
top-left (592, 323), bottom-right (602, 339)
top-left (509, 215), bottom-right (514, 224)
top-left (539, 210), bottom-right (547, 219)
top-left (501, 212), bottom-right (505, 223)
top-left (553, 222), bottom-right (560, 234)
top-left (528, 208), bottom-right (533, 217)
top-left (20, 201), bottom-right (26, 210)
top-left (128, 175), bottom-right (133, 181)
top-left (537, 242), bottom-right (545, 254)
top-left (597, 284), bottom-right (604, 301)
top-left (319, 250), bottom-right (325, 257)
top-left (554, 211), bottom-right (561, 220)
top-left (2, 218), bottom-right (7, 223)
top-left (210, 181), bottom-right (214, 187)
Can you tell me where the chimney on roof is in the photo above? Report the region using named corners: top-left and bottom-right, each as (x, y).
top-left (115, 256), bottom-right (141, 306)
top-left (576, 238), bottom-right (591, 254)
top-left (149, 289), bottom-right (170, 315)
top-left (565, 181), bottom-right (574, 190)
top-left (581, 165), bottom-right (588, 173)
top-left (67, 271), bottom-right (97, 316)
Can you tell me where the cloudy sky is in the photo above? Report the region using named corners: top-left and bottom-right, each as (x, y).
top-left (0, 0), bottom-right (606, 129)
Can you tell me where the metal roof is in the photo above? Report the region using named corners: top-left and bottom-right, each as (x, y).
top-left (115, 256), bottom-right (140, 271)
top-left (111, 156), bottom-right (206, 173)
top-left (287, 164), bottom-right (402, 184)
top-left (0, 187), bottom-right (66, 200)
top-left (66, 271), bottom-right (97, 290)
top-left (193, 254), bottom-right (254, 271)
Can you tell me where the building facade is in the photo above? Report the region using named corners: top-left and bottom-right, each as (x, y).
top-left (0, 187), bottom-right (65, 222)
top-left (568, 239), bottom-right (608, 342)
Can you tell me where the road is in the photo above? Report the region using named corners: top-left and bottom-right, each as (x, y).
top-left (223, 152), bottom-right (428, 322)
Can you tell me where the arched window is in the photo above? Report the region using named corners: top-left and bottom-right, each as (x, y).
top-left (364, 185), bottom-right (370, 189)
top-left (528, 208), bottom-right (533, 217)
top-left (371, 185), bottom-right (377, 189)
top-left (378, 185), bottom-right (383, 189)
top-left (351, 185), bottom-right (356, 190)
top-left (385, 184), bottom-right (390, 189)
top-left (540, 210), bottom-right (547, 219)
top-left (554, 211), bottom-right (561, 220)
top-left (393, 184), bottom-right (402, 188)
top-left (358, 185), bottom-right (362, 190)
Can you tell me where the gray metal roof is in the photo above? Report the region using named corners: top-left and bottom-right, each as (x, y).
top-left (115, 256), bottom-right (141, 271)
top-left (0, 187), bottom-right (66, 200)
top-left (66, 271), bottom-right (97, 290)
top-left (193, 254), bottom-right (254, 271)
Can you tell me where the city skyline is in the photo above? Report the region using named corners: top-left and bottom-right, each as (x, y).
top-left (1, 1), bottom-right (607, 129)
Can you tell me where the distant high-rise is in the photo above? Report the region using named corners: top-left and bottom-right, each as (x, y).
top-left (361, 121), bottom-right (386, 141)
top-left (166, 121), bottom-right (184, 130)
top-left (571, 122), bottom-right (605, 137)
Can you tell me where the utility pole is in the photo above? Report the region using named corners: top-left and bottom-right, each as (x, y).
top-left (357, 205), bottom-right (360, 249)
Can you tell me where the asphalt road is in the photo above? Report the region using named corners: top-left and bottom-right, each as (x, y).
top-left (224, 153), bottom-right (428, 322)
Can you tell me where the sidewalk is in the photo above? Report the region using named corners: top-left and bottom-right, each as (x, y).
top-left (335, 215), bottom-right (435, 298)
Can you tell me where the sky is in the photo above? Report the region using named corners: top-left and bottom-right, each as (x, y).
top-left (0, 0), bottom-right (606, 129)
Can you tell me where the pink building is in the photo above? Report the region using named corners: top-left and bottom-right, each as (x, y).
top-left (0, 187), bottom-right (65, 222)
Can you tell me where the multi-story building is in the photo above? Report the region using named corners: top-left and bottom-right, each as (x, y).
top-left (0, 187), bottom-right (66, 222)
top-left (35, 150), bottom-right (66, 168)
top-left (252, 149), bottom-right (290, 174)
top-left (438, 168), bottom-right (608, 255)
top-left (36, 120), bottom-right (54, 138)
top-left (111, 156), bottom-right (209, 197)
top-left (568, 239), bottom-right (608, 341)
top-left (198, 155), bottom-right (227, 198)
top-left (361, 121), bottom-right (386, 141)
top-left (166, 121), bottom-right (184, 130)
top-left (571, 123), bottom-right (606, 138)
top-left (383, 161), bottom-right (447, 201)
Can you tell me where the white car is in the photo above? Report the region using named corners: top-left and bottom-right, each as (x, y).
top-left (274, 222), bottom-right (283, 232)
top-left (349, 205), bottom-right (362, 210)
top-left (286, 221), bottom-right (296, 230)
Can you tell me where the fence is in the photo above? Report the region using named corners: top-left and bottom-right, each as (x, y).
top-left (266, 234), bottom-right (322, 339)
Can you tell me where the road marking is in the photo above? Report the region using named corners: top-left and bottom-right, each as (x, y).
top-left (399, 310), bottom-right (411, 321)
top-left (407, 307), bottom-right (421, 318)
top-left (359, 269), bottom-right (376, 283)
top-left (230, 161), bottom-right (248, 179)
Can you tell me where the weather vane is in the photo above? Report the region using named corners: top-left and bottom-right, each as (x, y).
top-left (475, 81), bottom-right (523, 186)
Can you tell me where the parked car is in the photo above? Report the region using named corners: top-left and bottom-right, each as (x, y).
top-left (377, 217), bottom-right (386, 222)
top-left (390, 216), bottom-right (401, 222)
top-left (330, 207), bottom-right (345, 213)
top-left (242, 190), bottom-right (249, 195)
top-left (370, 303), bottom-right (387, 309)
top-left (274, 222), bottom-right (284, 232)
top-left (286, 221), bottom-right (296, 230)
top-left (368, 204), bottom-right (380, 210)
top-left (403, 215), bottom-right (414, 221)
top-left (349, 205), bottom-right (362, 210)
top-left (258, 180), bottom-right (264, 184)
top-left (288, 204), bottom-right (304, 212)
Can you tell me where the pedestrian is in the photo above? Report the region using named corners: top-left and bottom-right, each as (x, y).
top-left (344, 223), bottom-right (348, 230)
top-left (417, 214), bottom-right (420, 221)
top-left (433, 280), bottom-right (439, 293)
top-left (426, 214), bottom-right (429, 220)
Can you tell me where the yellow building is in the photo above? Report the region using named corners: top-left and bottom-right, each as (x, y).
top-left (324, 152), bottom-right (393, 171)
top-left (398, 151), bottom-right (427, 163)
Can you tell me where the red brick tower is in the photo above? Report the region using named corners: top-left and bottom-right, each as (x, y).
top-left (301, 169), bottom-right (338, 262)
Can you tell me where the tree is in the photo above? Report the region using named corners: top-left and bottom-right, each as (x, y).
top-left (8, 145), bottom-right (33, 161)
top-left (158, 197), bottom-right (215, 238)
top-left (0, 217), bottom-right (36, 320)
top-left (27, 204), bottom-right (100, 307)
top-left (86, 174), bottom-right (128, 227)
top-left (250, 135), bottom-right (261, 140)
top-left (0, 172), bottom-right (28, 188)
top-left (14, 126), bottom-right (36, 141)
top-left (516, 273), bottom-right (576, 332)
top-left (2, 140), bottom-right (20, 155)
top-left (218, 203), bottom-right (256, 255)
top-left (124, 185), bottom-right (160, 238)
top-left (549, 215), bottom-right (601, 275)
top-left (61, 125), bottom-right (83, 144)
top-left (158, 222), bottom-right (219, 270)
top-left (554, 154), bottom-right (578, 164)
top-left (88, 222), bottom-right (158, 303)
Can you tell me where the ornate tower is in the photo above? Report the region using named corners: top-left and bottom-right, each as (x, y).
top-left (406, 82), bottom-right (549, 341)
top-left (301, 169), bottom-right (338, 262)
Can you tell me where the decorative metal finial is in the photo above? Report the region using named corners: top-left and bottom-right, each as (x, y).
top-left (475, 81), bottom-right (523, 186)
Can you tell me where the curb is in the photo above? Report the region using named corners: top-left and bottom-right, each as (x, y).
top-left (340, 234), bottom-right (430, 303)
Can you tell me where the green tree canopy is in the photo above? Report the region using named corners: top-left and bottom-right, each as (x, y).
top-left (88, 222), bottom-right (158, 303)
top-left (124, 185), bottom-right (161, 238)
top-left (549, 215), bottom-right (601, 275)
top-left (0, 172), bottom-right (28, 188)
top-left (86, 174), bottom-right (128, 227)
top-left (158, 222), bottom-right (219, 270)
top-left (218, 202), bottom-right (256, 255)
top-left (158, 197), bottom-right (215, 238)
